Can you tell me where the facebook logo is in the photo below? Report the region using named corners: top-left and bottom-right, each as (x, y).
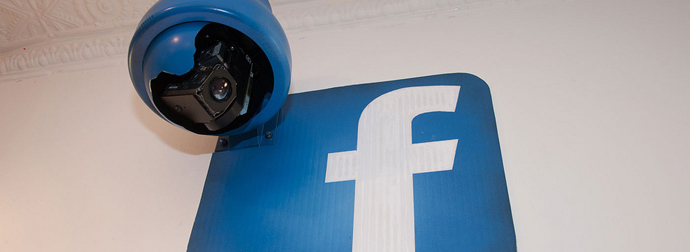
top-left (188, 74), bottom-right (516, 252)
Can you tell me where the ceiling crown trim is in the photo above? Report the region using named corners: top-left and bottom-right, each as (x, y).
top-left (0, 0), bottom-right (515, 81)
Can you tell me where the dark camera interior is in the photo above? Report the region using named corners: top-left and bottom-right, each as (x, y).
top-left (150, 23), bottom-right (274, 135)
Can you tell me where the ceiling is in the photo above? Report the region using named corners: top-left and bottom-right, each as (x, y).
top-left (0, 0), bottom-right (508, 80)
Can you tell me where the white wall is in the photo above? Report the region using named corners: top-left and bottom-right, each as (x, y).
top-left (1, 0), bottom-right (689, 251)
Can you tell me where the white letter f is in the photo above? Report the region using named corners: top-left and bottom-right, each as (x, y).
top-left (326, 85), bottom-right (461, 252)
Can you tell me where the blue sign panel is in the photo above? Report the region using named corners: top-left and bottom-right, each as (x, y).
top-left (188, 73), bottom-right (516, 251)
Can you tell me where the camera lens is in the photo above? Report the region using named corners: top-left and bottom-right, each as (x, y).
top-left (210, 77), bottom-right (231, 101)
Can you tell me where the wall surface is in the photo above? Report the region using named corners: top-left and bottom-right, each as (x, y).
top-left (1, 0), bottom-right (689, 251)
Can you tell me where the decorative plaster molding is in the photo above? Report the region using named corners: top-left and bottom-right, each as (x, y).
top-left (0, 0), bottom-right (156, 51)
top-left (0, 0), bottom-right (517, 81)
top-left (0, 29), bottom-right (132, 78)
top-left (0, 0), bottom-right (156, 80)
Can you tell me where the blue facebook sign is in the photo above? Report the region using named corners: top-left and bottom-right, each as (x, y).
top-left (188, 73), bottom-right (516, 251)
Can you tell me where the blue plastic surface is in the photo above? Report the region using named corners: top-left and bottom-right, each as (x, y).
top-left (128, 0), bottom-right (291, 135)
top-left (189, 74), bottom-right (516, 251)
top-left (142, 22), bottom-right (206, 78)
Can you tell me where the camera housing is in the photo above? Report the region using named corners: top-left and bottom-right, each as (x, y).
top-left (128, 0), bottom-right (291, 135)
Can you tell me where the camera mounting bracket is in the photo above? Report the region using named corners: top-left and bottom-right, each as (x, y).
top-left (214, 111), bottom-right (280, 152)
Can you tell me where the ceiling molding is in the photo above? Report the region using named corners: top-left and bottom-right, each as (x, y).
top-left (0, 0), bottom-right (156, 52)
top-left (0, 0), bottom-right (156, 81)
top-left (0, 0), bottom-right (515, 81)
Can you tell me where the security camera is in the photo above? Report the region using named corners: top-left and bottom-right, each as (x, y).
top-left (128, 0), bottom-right (291, 135)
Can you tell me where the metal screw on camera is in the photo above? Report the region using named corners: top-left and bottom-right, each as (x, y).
top-left (219, 138), bottom-right (228, 147)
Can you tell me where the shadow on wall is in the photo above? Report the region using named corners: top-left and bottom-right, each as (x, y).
top-left (130, 91), bottom-right (217, 155)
